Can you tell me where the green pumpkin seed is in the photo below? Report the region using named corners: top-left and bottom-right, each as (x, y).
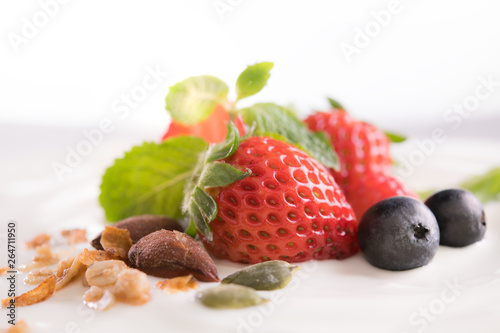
top-left (196, 284), bottom-right (268, 309)
top-left (221, 260), bottom-right (300, 290)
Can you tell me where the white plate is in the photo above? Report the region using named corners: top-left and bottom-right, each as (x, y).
top-left (1, 127), bottom-right (500, 333)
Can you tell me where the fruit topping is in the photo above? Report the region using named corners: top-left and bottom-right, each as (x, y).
top-left (343, 171), bottom-right (419, 219)
top-left (200, 136), bottom-right (358, 263)
top-left (357, 196), bottom-right (439, 271)
top-left (425, 189), bottom-right (486, 247)
top-left (304, 101), bottom-right (392, 189)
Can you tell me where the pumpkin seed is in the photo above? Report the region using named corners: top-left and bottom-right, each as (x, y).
top-left (221, 260), bottom-right (299, 290)
top-left (196, 284), bottom-right (268, 309)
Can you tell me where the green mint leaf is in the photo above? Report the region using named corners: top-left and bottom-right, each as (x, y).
top-left (327, 97), bottom-right (344, 110)
top-left (99, 136), bottom-right (208, 221)
top-left (199, 162), bottom-right (250, 188)
top-left (206, 122), bottom-right (239, 162)
top-left (241, 103), bottom-right (339, 170)
top-left (385, 131), bottom-right (407, 143)
top-left (165, 75), bottom-right (228, 125)
top-left (461, 167), bottom-right (500, 203)
top-left (236, 62), bottom-right (273, 102)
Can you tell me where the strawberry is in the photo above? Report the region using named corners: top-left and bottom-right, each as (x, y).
top-left (101, 66), bottom-right (358, 265)
top-left (344, 171), bottom-right (420, 219)
top-left (304, 107), bottom-right (392, 189)
top-left (200, 136), bottom-right (358, 264)
top-left (162, 104), bottom-right (246, 144)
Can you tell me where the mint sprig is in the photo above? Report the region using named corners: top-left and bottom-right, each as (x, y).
top-left (165, 75), bottom-right (228, 125)
top-left (164, 62), bottom-right (273, 125)
top-left (99, 136), bottom-right (208, 221)
top-left (241, 103), bottom-right (339, 170)
top-left (462, 167), bottom-right (500, 203)
top-left (236, 62), bottom-right (273, 102)
top-left (417, 166), bottom-right (500, 203)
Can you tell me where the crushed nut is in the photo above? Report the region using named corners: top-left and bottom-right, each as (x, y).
top-left (55, 256), bottom-right (73, 276)
top-left (19, 245), bottom-right (59, 272)
top-left (1, 276), bottom-right (56, 308)
top-left (82, 276), bottom-right (89, 288)
top-left (85, 260), bottom-right (128, 287)
top-left (25, 233), bottom-right (51, 249)
top-left (83, 286), bottom-right (115, 311)
top-left (77, 248), bottom-right (119, 266)
top-left (113, 269), bottom-right (150, 305)
top-left (55, 256), bottom-right (85, 291)
top-left (61, 229), bottom-right (87, 245)
top-left (100, 226), bottom-right (133, 260)
top-left (24, 267), bottom-right (55, 285)
top-left (33, 245), bottom-right (59, 264)
top-left (5, 319), bottom-right (29, 333)
top-left (156, 275), bottom-right (198, 294)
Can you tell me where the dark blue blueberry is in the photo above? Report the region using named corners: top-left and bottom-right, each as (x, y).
top-left (425, 189), bottom-right (486, 247)
top-left (358, 196), bottom-right (440, 271)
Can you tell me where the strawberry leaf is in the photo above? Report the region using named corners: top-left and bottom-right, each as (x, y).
top-left (199, 162), bottom-right (251, 188)
top-left (183, 125), bottom-right (250, 239)
top-left (241, 103), bottom-right (339, 170)
top-left (385, 131), bottom-right (407, 143)
top-left (461, 167), bottom-right (500, 203)
top-left (184, 219), bottom-right (198, 238)
top-left (165, 75), bottom-right (228, 125)
top-left (236, 62), bottom-right (273, 102)
top-left (99, 136), bottom-right (208, 221)
top-left (192, 186), bottom-right (218, 221)
top-left (206, 123), bottom-right (239, 162)
top-left (188, 199), bottom-right (211, 240)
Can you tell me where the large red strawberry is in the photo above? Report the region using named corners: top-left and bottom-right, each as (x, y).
top-left (344, 171), bottom-right (420, 219)
top-left (162, 104), bottom-right (246, 144)
top-left (304, 107), bottom-right (392, 189)
top-left (200, 136), bottom-right (358, 264)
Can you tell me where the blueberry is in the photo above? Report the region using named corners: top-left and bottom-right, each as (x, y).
top-left (424, 189), bottom-right (486, 247)
top-left (358, 196), bottom-right (440, 271)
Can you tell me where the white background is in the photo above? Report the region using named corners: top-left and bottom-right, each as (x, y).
top-left (1, 0), bottom-right (499, 136)
top-left (1, 2), bottom-right (500, 333)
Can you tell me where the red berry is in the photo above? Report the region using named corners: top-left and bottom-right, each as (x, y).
top-left (344, 172), bottom-right (420, 219)
top-left (304, 110), bottom-right (392, 189)
top-left (201, 136), bottom-right (358, 264)
top-left (162, 104), bottom-right (246, 144)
